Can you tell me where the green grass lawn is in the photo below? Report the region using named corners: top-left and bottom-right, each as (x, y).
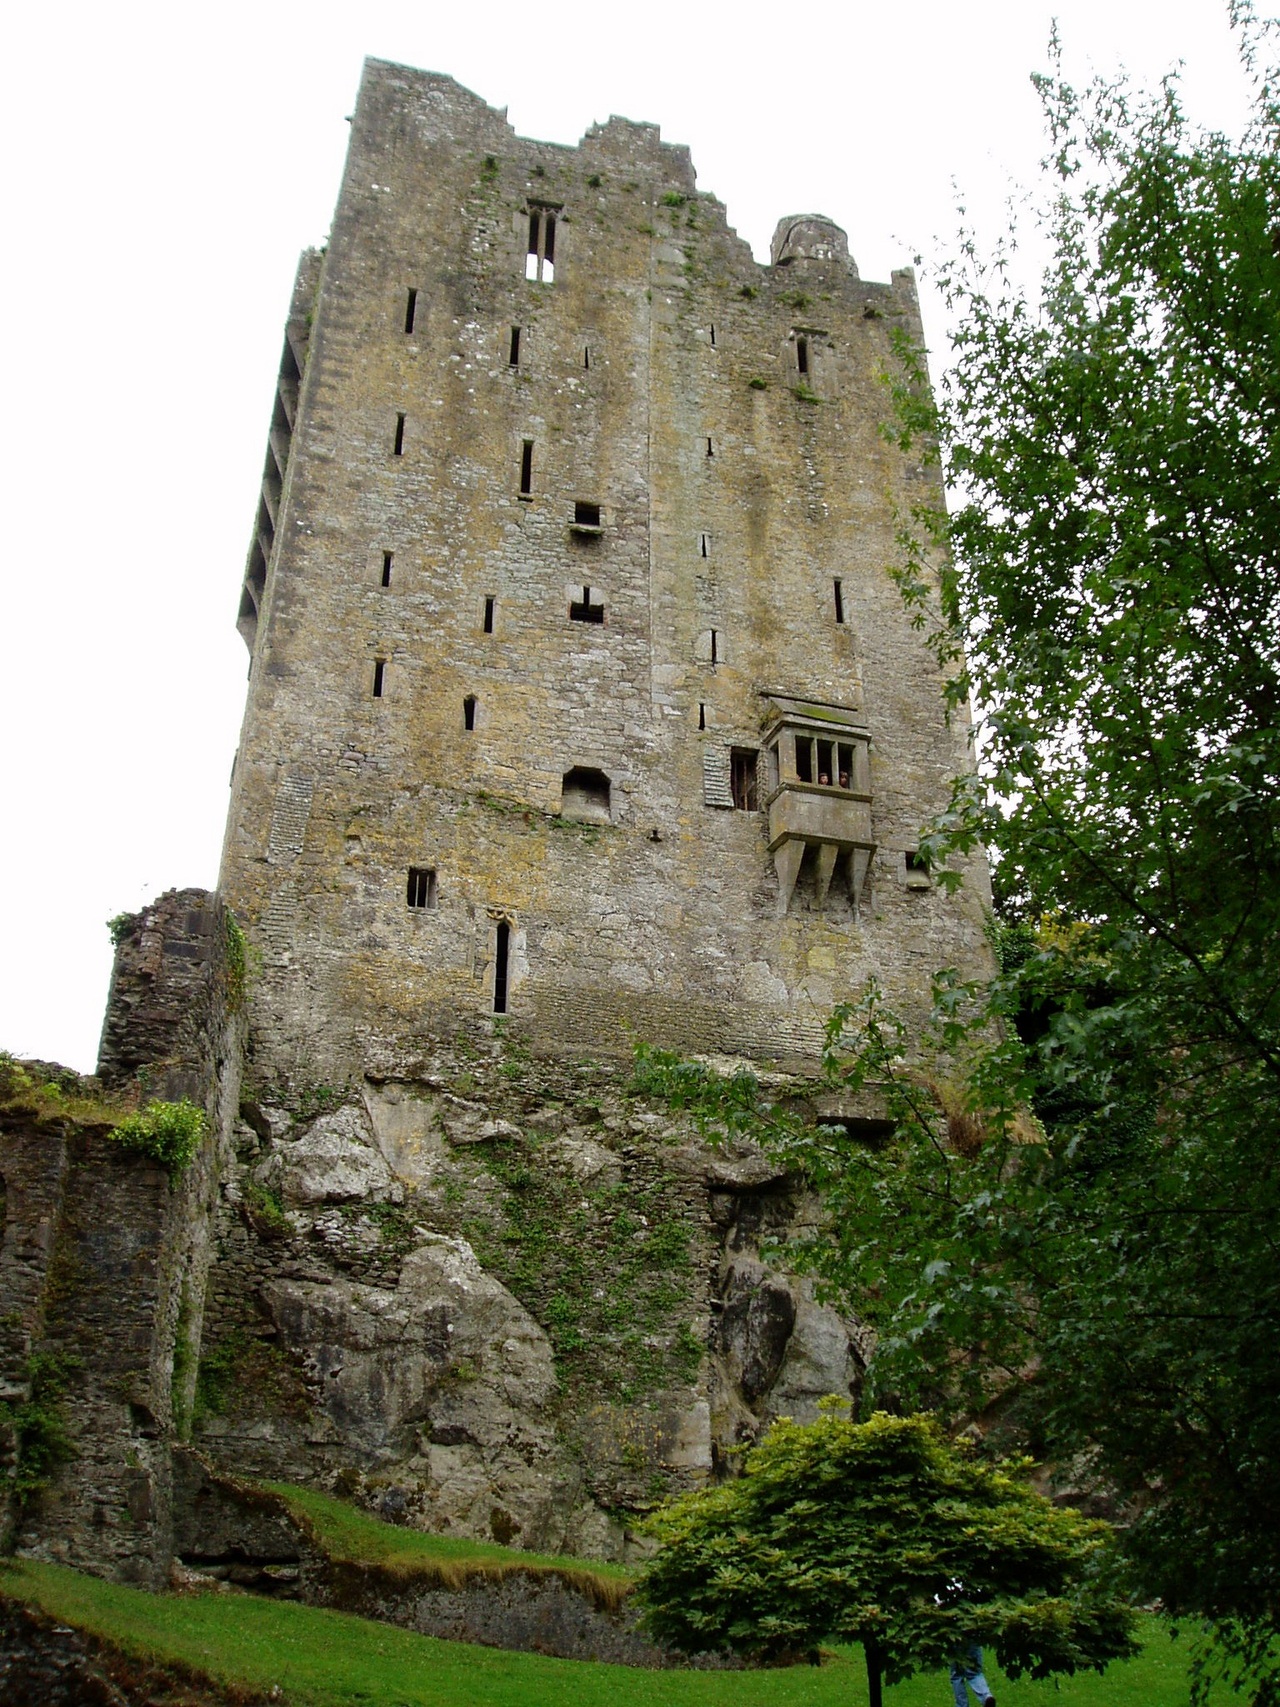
top-left (4, 1557), bottom-right (1217, 1706)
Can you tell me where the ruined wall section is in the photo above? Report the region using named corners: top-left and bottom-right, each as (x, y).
top-left (219, 60), bottom-right (992, 1089)
top-left (0, 891), bottom-right (243, 1585)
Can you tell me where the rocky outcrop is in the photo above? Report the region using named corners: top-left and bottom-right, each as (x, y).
top-left (195, 1037), bottom-right (869, 1561)
top-left (260, 1236), bottom-right (560, 1539)
top-left (255, 1105), bottom-right (402, 1206)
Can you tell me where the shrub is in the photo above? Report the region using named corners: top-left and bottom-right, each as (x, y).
top-left (110, 1099), bottom-right (206, 1175)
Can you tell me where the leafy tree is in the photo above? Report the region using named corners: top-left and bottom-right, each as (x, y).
top-left (640, 11), bottom-right (1280, 1697)
top-left (865, 9), bottom-right (1280, 1693)
top-left (637, 1410), bottom-right (1136, 1707)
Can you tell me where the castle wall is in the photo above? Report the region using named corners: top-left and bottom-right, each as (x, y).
top-left (0, 891), bottom-right (242, 1585)
top-left (220, 60), bottom-right (992, 1086)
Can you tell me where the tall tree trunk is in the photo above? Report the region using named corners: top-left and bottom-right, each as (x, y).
top-left (865, 1639), bottom-right (884, 1707)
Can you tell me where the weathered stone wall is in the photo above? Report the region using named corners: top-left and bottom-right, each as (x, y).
top-left (219, 59), bottom-right (993, 1088)
top-left (0, 890), bottom-right (243, 1585)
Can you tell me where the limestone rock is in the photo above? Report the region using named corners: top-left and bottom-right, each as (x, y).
top-left (262, 1237), bottom-right (559, 1538)
top-left (255, 1105), bottom-right (401, 1206)
top-left (715, 1259), bottom-right (797, 1403)
top-left (545, 1133), bottom-right (619, 1183)
top-left (362, 1081), bottom-right (447, 1187)
top-left (762, 1287), bottom-right (863, 1423)
top-left (401, 1237), bottom-right (556, 1415)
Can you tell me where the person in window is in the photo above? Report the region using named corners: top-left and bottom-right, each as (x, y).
top-left (818, 771), bottom-right (830, 785)
top-left (838, 770), bottom-right (850, 789)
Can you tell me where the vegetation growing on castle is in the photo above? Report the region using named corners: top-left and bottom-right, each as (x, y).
top-left (109, 1099), bottom-right (206, 1174)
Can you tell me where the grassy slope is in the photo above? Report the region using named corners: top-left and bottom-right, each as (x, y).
top-left (265, 1481), bottom-right (632, 1594)
top-left (4, 1559), bottom-right (1207, 1707)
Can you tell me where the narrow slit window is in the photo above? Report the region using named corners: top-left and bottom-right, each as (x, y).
top-left (463, 695), bottom-right (477, 730)
top-left (493, 919), bottom-right (511, 1013)
top-left (706, 436), bottom-right (714, 458)
top-left (698, 702), bottom-right (706, 730)
top-left (730, 749), bottom-right (759, 812)
top-left (519, 440), bottom-right (534, 496)
top-left (406, 867), bottom-right (437, 910)
top-left (710, 628), bottom-right (719, 664)
top-left (583, 345), bottom-right (590, 370)
top-left (381, 551), bottom-right (393, 588)
top-left (404, 288), bottom-right (418, 334)
top-left (526, 211), bottom-right (540, 280)
top-left (709, 324), bottom-right (716, 347)
top-left (393, 413), bottom-right (406, 456)
top-left (525, 208), bottom-right (557, 284)
top-left (797, 336), bottom-right (809, 376)
top-left (509, 325), bottom-right (521, 366)
top-left (833, 577), bottom-right (845, 623)
top-left (483, 596), bottom-right (495, 634)
top-left (700, 532), bottom-right (710, 558)
top-left (372, 659), bottom-right (386, 698)
top-left (569, 584), bottom-right (605, 623)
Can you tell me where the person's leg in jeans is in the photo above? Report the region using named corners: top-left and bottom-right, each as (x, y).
top-left (950, 1644), bottom-right (996, 1705)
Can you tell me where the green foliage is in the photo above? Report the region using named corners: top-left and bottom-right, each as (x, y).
top-left (449, 1134), bottom-right (697, 1408)
top-left (661, 190), bottom-right (687, 207)
top-left (109, 1099), bottom-right (206, 1175)
top-left (480, 153), bottom-right (499, 180)
top-left (105, 912), bottom-right (137, 946)
top-left (0, 1056), bottom-right (121, 1126)
top-left (639, 1411), bottom-right (1135, 1704)
top-left (739, 283), bottom-right (758, 299)
top-left (864, 16), bottom-right (1280, 1700)
top-left (747, 376), bottom-right (768, 390)
top-left (0, 1352), bottom-right (78, 1506)
top-left (791, 383), bottom-right (820, 404)
top-left (241, 1179), bottom-right (291, 1240)
top-left (223, 910), bottom-right (248, 1012)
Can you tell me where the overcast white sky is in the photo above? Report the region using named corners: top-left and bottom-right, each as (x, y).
top-left (0, 0), bottom-right (1257, 1072)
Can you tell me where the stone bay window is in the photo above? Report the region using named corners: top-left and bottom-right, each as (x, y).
top-left (760, 693), bottom-right (874, 911)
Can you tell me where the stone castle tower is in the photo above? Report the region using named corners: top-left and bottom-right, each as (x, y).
top-left (222, 59), bottom-right (990, 1082)
top-left (0, 61), bottom-right (994, 1587)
